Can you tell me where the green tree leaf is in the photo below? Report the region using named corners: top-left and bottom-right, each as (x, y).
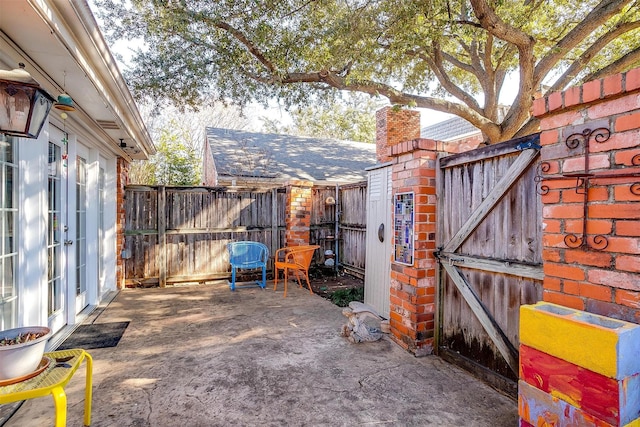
top-left (94, 0), bottom-right (640, 143)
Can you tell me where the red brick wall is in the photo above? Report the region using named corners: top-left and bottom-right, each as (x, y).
top-left (285, 180), bottom-right (313, 246)
top-left (375, 107), bottom-right (421, 163)
top-left (533, 67), bottom-right (640, 323)
top-left (444, 133), bottom-right (485, 153)
top-left (116, 157), bottom-right (130, 290)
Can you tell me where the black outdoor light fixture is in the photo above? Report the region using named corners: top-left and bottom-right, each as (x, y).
top-left (0, 63), bottom-right (55, 139)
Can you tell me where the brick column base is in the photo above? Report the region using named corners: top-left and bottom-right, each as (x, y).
top-left (285, 180), bottom-right (313, 247)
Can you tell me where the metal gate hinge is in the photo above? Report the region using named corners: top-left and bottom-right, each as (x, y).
top-left (516, 136), bottom-right (541, 151)
top-left (449, 257), bottom-right (465, 266)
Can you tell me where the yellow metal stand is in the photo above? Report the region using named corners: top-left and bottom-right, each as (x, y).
top-left (0, 349), bottom-right (93, 426)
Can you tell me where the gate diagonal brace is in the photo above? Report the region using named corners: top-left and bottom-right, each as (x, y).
top-left (441, 262), bottom-right (520, 374)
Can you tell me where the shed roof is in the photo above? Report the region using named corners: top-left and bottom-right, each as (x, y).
top-left (421, 116), bottom-right (480, 141)
top-left (206, 128), bottom-right (376, 183)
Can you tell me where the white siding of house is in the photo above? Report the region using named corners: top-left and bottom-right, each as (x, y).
top-left (17, 129), bottom-right (48, 327)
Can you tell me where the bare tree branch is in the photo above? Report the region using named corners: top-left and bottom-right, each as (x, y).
top-left (429, 45), bottom-right (484, 113)
top-left (534, 0), bottom-right (633, 83)
top-left (549, 20), bottom-right (640, 91)
top-left (404, 46), bottom-right (483, 114)
top-left (469, 0), bottom-right (536, 138)
top-left (215, 21), bottom-right (278, 75)
top-left (440, 50), bottom-right (475, 75)
top-left (469, 0), bottom-right (534, 48)
top-left (585, 46), bottom-right (640, 81)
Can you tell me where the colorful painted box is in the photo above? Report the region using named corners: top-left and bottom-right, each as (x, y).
top-left (519, 380), bottom-right (635, 427)
top-left (520, 345), bottom-right (640, 425)
top-left (520, 302), bottom-right (640, 379)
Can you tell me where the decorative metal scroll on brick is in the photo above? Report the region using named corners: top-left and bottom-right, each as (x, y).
top-left (393, 192), bottom-right (414, 264)
top-left (535, 127), bottom-right (640, 251)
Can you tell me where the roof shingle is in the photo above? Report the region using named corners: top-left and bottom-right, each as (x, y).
top-left (206, 128), bottom-right (376, 183)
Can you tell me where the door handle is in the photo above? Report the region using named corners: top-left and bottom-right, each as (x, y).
top-left (378, 223), bottom-right (384, 242)
top-left (64, 240), bottom-right (73, 246)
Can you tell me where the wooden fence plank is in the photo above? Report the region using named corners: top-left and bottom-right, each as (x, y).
top-left (158, 186), bottom-right (167, 288)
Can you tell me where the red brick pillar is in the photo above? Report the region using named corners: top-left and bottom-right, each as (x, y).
top-left (533, 67), bottom-right (640, 323)
top-left (285, 180), bottom-right (313, 247)
top-left (375, 107), bottom-right (440, 355)
top-left (116, 157), bottom-right (130, 289)
top-left (388, 138), bottom-right (440, 355)
top-left (376, 107), bottom-right (421, 163)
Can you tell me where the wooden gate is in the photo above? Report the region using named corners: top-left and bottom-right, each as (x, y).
top-left (436, 136), bottom-right (544, 395)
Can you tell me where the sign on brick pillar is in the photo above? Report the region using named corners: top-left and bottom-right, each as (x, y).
top-left (285, 180), bottom-right (313, 247)
top-left (388, 139), bottom-right (440, 356)
top-left (116, 157), bottom-right (129, 290)
top-left (375, 107), bottom-right (421, 163)
top-left (533, 66), bottom-right (640, 324)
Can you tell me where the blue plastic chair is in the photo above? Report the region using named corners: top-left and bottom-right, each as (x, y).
top-left (227, 241), bottom-right (269, 291)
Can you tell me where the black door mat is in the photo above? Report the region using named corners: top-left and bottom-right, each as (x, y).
top-left (58, 321), bottom-right (129, 350)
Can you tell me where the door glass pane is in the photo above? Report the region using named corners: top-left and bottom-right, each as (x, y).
top-left (48, 142), bottom-right (62, 316)
top-left (4, 212), bottom-right (13, 255)
top-left (0, 137), bottom-right (17, 330)
top-left (76, 156), bottom-right (87, 296)
top-left (5, 167), bottom-right (13, 209)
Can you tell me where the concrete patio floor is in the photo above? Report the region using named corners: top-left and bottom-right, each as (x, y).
top-left (4, 282), bottom-right (517, 426)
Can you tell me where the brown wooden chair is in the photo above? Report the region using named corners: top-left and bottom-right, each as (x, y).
top-left (273, 245), bottom-right (320, 297)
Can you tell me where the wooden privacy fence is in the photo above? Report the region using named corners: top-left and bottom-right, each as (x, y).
top-left (123, 182), bottom-right (367, 287)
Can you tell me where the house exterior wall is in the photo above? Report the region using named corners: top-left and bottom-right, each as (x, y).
top-left (0, 0), bottom-right (153, 346)
top-left (6, 118), bottom-right (121, 338)
top-left (17, 131), bottom-right (48, 328)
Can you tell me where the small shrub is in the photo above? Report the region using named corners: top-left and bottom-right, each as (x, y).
top-left (330, 287), bottom-right (364, 307)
